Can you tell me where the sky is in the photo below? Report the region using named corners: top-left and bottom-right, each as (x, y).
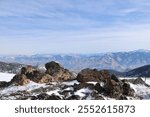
top-left (0, 0), bottom-right (150, 55)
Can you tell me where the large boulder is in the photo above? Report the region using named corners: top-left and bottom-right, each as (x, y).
top-left (45, 61), bottom-right (63, 75)
top-left (76, 69), bottom-right (111, 83)
top-left (76, 69), bottom-right (127, 98)
top-left (20, 65), bottom-right (53, 84)
top-left (104, 79), bottom-right (123, 98)
top-left (21, 66), bottom-right (41, 81)
top-left (103, 77), bottom-right (135, 98)
top-left (45, 61), bottom-right (75, 81)
top-left (10, 74), bottom-right (30, 86)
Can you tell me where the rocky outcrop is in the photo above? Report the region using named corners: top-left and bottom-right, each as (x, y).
top-left (10, 74), bottom-right (30, 86)
top-left (127, 78), bottom-right (150, 87)
top-left (104, 78), bottom-right (123, 98)
top-left (76, 69), bottom-right (111, 83)
top-left (21, 66), bottom-right (41, 82)
top-left (76, 68), bottom-right (135, 99)
top-left (10, 65), bottom-right (38, 86)
top-left (103, 75), bottom-right (135, 98)
top-left (9, 61), bottom-right (75, 86)
top-left (45, 61), bottom-right (75, 82)
top-left (76, 69), bottom-right (100, 82)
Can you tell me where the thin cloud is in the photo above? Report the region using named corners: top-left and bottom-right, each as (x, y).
top-left (0, 0), bottom-right (150, 54)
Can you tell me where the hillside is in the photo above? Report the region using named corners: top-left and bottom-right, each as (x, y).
top-left (124, 65), bottom-right (150, 77)
top-left (108, 65), bottom-right (150, 77)
top-left (0, 61), bottom-right (25, 74)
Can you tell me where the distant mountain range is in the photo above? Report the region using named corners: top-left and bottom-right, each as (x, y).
top-left (0, 49), bottom-right (150, 72)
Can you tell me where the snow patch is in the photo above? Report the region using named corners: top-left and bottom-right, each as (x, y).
top-left (62, 80), bottom-right (79, 86)
top-left (63, 87), bottom-right (74, 91)
top-left (129, 83), bottom-right (150, 99)
top-left (46, 89), bottom-right (60, 96)
top-left (145, 79), bottom-right (150, 85)
top-left (0, 72), bottom-right (15, 82)
top-left (0, 81), bottom-right (46, 95)
top-left (74, 88), bottom-right (93, 98)
top-left (86, 82), bottom-right (97, 85)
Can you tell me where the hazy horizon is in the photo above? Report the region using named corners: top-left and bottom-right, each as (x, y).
top-left (1, 0), bottom-right (150, 55)
top-left (0, 49), bottom-right (149, 56)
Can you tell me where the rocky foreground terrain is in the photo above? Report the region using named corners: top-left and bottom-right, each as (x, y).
top-left (0, 61), bottom-right (150, 100)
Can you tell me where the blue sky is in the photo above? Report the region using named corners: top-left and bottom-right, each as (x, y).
top-left (0, 0), bottom-right (150, 55)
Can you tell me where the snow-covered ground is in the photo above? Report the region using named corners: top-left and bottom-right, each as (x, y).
top-left (132, 79), bottom-right (150, 99)
top-left (145, 79), bottom-right (150, 85)
top-left (0, 72), bottom-right (15, 82)
top-left (62, 80), bottom-right (79, 86)
top-left (119, 77), bottom-right (150, 85)
top-left (119, 77), bottom-right (150, 99)
top-left (0, 81), bottom-right (46, 95)
top-left (0, 73), bottom-right (48, 97)
top-left (130, 83), bottom-right (150, 99)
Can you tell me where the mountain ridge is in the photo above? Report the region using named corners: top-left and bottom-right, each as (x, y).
top-left (0, 61), bottom-right (25, 74)
top-left (108, 64), bottom-right (150, 77)
top-left (0, 50), bottom-right (150, 72)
